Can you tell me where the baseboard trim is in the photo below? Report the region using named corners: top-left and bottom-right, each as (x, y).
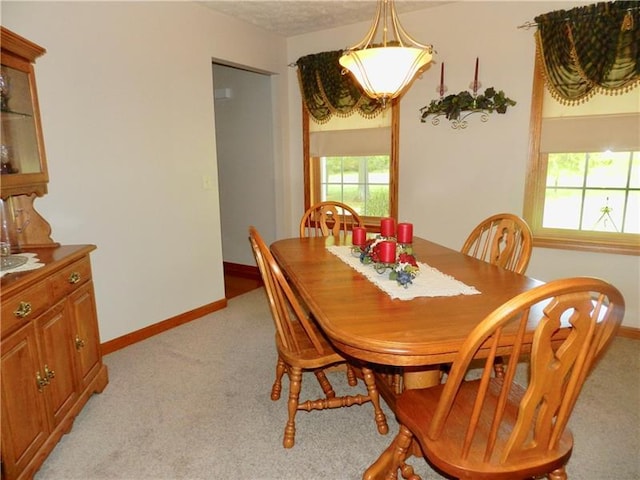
top-left (618, 325), bottom-right (640, 340)
top-left (100, 298), bottom-right (227, 355)
top-left (223, 261), bottom-right (261, 281)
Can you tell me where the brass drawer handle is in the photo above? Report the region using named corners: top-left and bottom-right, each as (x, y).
top-left (44, 364), bottom-right (55, 380)
top-left (14, 301), bottom-right (32, 318)
top-left (75, 335), bottom-right (86, 350)
top-left (69, 271), bottom-right (81, 284)
top-left (36, 371), bottom-right (49, 392)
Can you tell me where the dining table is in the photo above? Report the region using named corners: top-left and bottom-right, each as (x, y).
top-left (271, 235), bottom-right (554, 398)
top-left (270, 234), bottom-right (572, 478)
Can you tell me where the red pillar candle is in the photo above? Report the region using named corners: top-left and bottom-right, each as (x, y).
top-left (352, 226), bottom-right (367, 247)
top-left (397, 223), bottom-right (413, 244)
top-left (378, 241), bottom-right (396, 264)
top-left (380, 217), bottom-right (396, 238)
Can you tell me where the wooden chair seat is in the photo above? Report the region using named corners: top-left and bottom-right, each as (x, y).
top-left (274, 320), bottom-right (343, 369)
top-left (398, 380), bottom-right (573, 479)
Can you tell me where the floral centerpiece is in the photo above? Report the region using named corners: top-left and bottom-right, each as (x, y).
top-left (356, 236), bottom-right (420, 288)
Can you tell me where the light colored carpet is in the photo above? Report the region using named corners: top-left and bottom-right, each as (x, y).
top-left (35, 288), bottom-right (639, 480)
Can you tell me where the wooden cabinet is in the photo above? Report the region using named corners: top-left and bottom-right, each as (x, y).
top-left (1, 245), bottom-right (109, 480)
top-left (0, 27), bottom-right (48, 199)
top-left (1, 26), bottom-right (55, 250)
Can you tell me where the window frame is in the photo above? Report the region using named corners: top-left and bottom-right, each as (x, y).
top-left (303, 100), bottom-right (399, 232)
top-left (523, 55), bottom-right (639, 256)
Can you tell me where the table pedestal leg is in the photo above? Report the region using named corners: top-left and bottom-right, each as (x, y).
top-left (403, 366), bottom-right (441, 389)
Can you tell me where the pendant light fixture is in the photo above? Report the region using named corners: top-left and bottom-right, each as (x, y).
top-left (339, 0), bottom-right (434, 105)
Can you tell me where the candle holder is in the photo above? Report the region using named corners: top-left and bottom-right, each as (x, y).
top-left (374, 261), bottom-right (395, 274)
top-left (355, 235), bottom-right (420, 288)
top-left (419, 58), bottom-right (516, 129)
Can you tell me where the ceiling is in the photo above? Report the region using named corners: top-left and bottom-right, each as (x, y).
top-left (199, 1), bottom-right (449, 37)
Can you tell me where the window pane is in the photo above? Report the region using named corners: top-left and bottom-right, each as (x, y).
top-left (582, 190), bottom-right (625, 232)
top-left (365, 185), bottom-right (389, 216)
top-left (586, 151), bottom-right (630, 188)
top-left (546, 153), bottom-right (586, 188)
top-left (624, 190), bottom-right (640, 234)
top-left (342, 157), bottom-right (361, 185)
top-left (542, 188), bottom-right (582, 229)
top-left (630, 153), bottom-right (640, 188)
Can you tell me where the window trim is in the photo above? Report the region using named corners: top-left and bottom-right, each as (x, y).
top-left (303, 101), bottom-right (399, 232)
top-left (523, 55), bottom-right (639, 256)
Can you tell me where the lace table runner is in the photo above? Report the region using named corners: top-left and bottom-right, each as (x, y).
top-left (327, 245), bottom-right (481, 301)
top-left (0, 253), bottom-right (44, 278)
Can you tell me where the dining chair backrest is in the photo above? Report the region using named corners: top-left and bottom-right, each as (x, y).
top-left (423, 277), bottom-right (624, 476)
top-left (461, 213), bottom-right (533, 274)
top-left (249, 226), bottom-right (327, 356)
top-left (299, 201), bottom-right (363, 238)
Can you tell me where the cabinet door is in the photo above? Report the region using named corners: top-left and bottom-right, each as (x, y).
top-left (36, 301), bottom-right (79, 427)
top-left (1, 322), bottom-right (49, 479)
top-left (68, 281), bottom-right (101, 388)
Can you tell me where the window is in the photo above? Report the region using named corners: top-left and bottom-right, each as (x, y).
top-left (523, 56), bottom-right (640, 255)
top-left (303, 101), bottom-right (398, 229)
top-left (317, 156), bottom-right (390, 216)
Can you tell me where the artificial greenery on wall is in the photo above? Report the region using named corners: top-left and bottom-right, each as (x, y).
top-left (420, 87), bottom-right (516, 122)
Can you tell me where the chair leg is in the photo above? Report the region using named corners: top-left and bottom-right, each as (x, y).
top-left (362, 366), bottom-right (389, 435)
top-left (347, 364), bottom-right (358, 386)
top-left (362, 425), bottom-right (415, 480)
top-left (271, 356), bottom-right (287, 401)
top-left (283, 366), bottom-right (302, 448)
top-left (314, 369), bottom-right (337, 398)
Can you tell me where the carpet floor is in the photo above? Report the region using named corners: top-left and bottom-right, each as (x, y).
top-left (35, 288), bottom-right (639, 480)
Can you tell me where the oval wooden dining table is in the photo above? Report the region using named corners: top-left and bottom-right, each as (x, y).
top-left (271, 235), bottom-right (544, 366)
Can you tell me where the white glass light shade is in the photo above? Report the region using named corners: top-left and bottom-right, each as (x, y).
top-left (339, 46), bottom-right (432, 101)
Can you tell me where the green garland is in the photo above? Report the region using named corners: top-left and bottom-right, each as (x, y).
top-left (420, 87), bottom-right (516, 122)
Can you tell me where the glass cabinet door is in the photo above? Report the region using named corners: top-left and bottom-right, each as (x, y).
top-left (0, 27), bottom-right (48, 198)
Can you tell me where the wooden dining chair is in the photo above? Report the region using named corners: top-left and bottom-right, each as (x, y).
top-left (299, 200), bottom-right (363, 238)
top-left (367, 277), bottom-right (624, 480)
top-left (461, 213), bottom-right (534, 378)
top-left (248, 226), bottom-right (388, 448)
top-left (461, 213), bottom-right (533, 275)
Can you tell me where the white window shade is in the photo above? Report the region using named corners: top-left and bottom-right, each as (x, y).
top-left (540, 113), bottom-right (640, 153)
top-left (309, 107), bottom-right (392, 157)
top-left (309, 127), bottom-right (391, 156)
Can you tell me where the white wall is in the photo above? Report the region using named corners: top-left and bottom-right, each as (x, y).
top-left (284, 1), bottom-right (639, 328)
top-left (2, 1), bottom-right (288, 342)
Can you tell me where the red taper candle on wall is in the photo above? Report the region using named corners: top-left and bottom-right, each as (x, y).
top-left (352, 226), bottom-right (367, 247)
top-left (473, 57), bottom-right (479, 94)
top-left (378, 241), bottom-right (396, 263)
top-left (397, 223), bottom-right (413, 244)
top-left (380, 217), bottom-right (396, 238)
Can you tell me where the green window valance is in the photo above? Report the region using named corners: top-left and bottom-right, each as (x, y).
top-left (535, 1), bottom-right (640, 104)
top-left (295, 50), bottom-right (385, 123)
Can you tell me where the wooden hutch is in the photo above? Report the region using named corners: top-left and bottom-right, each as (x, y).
top-left (0, 27), bottom-right (109, 480)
